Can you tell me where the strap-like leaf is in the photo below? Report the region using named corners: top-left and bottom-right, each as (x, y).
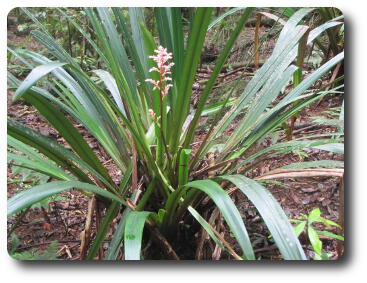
top-left (169, 8), bottom-right (213, 152)
top-left (104, 208), bottom-right (131, 260)
top-left (185, 179), bottom-right (255, 259)
top-left (219, 175), bottom-right (306, 260)
top-left (8, 181), bottom-right (125, 217)
top-left (124, 211), bottom-right (152, 260)
top-left (188, 206), bottom-right (242, 260)
top-left (13, 62), bottom-right (66, 101)
top-left (312, 143), bottom-right (344, 154)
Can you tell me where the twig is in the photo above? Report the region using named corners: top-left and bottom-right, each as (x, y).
top-left (79, 196), bottom-right (96, 259)
top-left (254, 168), bottom-right (344, 180)
top-left (95, 200), bottom-right (103, 260)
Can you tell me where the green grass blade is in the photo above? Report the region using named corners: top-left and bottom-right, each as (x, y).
top-left (219, 175), bottom-right (306, 260)
top-left (154, 8), bottom-right (174, 55)
top-left (113, 8), bottom-right (152, 107)
top-left (230, 138), bottom-right (343, 174)
top-left (185, 179), bottom-right (255, 259)
top-left (8, 181), bottom-right (125, 217)
top-left (95, 8), bottom-right (138, 101)
top-left (225, 53), bottom-right (344, 161)
top-left (124, 211), bottom-right (152, 260)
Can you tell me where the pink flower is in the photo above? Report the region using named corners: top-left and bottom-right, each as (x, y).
top-left (148, 109), bottom-right (156, 120)
top-left (145, 45), bottom-right (174, 97)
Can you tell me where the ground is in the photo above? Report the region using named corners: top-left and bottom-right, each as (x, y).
top-left (7, 12), bottom-right (344, 260)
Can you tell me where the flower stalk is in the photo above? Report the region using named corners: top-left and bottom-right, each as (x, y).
top-left (146, 46), bottom-right (175, 169)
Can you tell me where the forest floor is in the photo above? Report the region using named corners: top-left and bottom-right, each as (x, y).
top-left (7, 18), bottom-right (344, 260)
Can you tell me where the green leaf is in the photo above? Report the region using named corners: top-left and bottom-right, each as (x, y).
top-left (7, 152), bottom-right (71, 181)
top-left (8, 136), bottom-right (72, 181)
top-left (22, 92), bottom-right (113, 185)
top-left (8, 181), bottom-right (125, 217)
top-left (316, 230), bottom-right (344, 241)
top-left (93, 69), bottom-right (126, 116)
top-left (13, 62), bottom-right (66, 101)
top-left (308, 226), bottom-right (322, 256)
top-left (185, 179), bottom-right (255, 260)
top-left (124, 211), bottom-right (152, 260)
top-left (178, 149), bottom-right (191, 186)
top-left (207, 8), bottom-right (247, 31)
top-left (8, 118), bottom-right (114, 190)
top-left (188, 206), bottom-right (242, 260)
top-left (220, 175), bottom-right (306, 260)
top-left (183, 8), bottom-right (254, 149)
top-left (293, 221), bottom-right (307, 237)
top-left (128, 8), bottom-right (148, 74)
top-left (169, 8), bottom-right (213, 152)
top-left (104, 208), bottom-right (131, 260)
top-left (312, 143), bottom-right (344, 154)
top-left (308, 208), bottom-right (322, 223)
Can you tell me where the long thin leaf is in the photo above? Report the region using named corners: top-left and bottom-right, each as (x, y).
top-left (124, 211), bottom-right (152, 260)
top-left (8, 181), bottom-right (126, 217)
top-left (169, 8), bottom-right (213, 153)
top-left (185, 179), bottom-right (255, 259)
top-left (13, 62), bottom-right (66, 101)
top-left (104, 208), bottom-right (131, 260)
top-left (182, 8), bottom-right (254, 149)
top-left (220, 175), bottom-right (306, 260)
top-left (188, 206), bottom-right (242, 260)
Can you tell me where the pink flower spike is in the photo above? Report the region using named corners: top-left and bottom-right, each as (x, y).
top-left (145, 78), bottom-right (156, 84)
top-left (163, 84), bottom-right (173, 97)
top-left (149, 67), bottom-right (159, 73)
top-left (148, 109), bottom-right (156, 120)
top-left (146, 45), bottom-right (175, 98)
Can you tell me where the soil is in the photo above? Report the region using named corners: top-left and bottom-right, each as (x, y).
top-left (7, 12), bottom-right (344, 260)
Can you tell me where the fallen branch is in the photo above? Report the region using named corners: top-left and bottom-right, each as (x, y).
top-left (254, 168), bottom-right (344, 180)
